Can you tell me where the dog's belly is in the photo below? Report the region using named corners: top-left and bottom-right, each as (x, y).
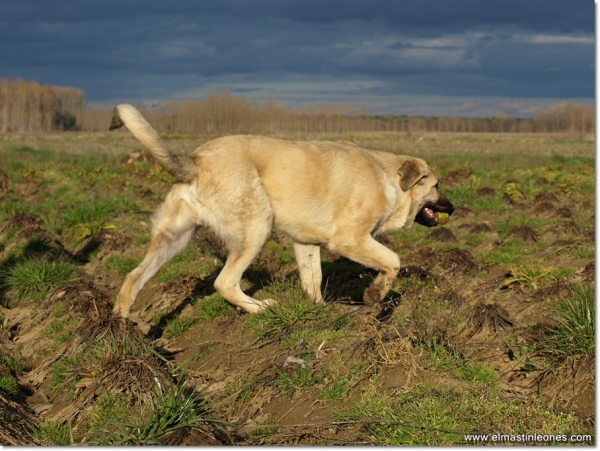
top-left (271, 201), bottom-right (334, 244)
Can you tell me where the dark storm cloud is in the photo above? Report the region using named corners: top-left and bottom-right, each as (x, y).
top-left (0, 0), bottom-right (593, 116)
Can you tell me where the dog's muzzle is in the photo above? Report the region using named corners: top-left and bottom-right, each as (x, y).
top-left (415, 193), bottom-right (455, 227)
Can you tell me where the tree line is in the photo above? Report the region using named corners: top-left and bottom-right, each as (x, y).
top-left (0, 78), bottom-right (85, 132)
top-left (0, 78), bottom-right (594, 134)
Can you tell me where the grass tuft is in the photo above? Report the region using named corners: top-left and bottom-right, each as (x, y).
top-left (0, 374), bottom-right (19, 394)
top-left (88, 380), bottom-right (226, 445)
top-left (545, 285), bottom-right (594, 361)
top-left (245, 281), bottom-right (321, 339)
top-left (196, 293), bottom-right (236, 321)
top-left (2, 257), bottom-right (78, 304)
top-left (29, 422), bottom-right (71, 446)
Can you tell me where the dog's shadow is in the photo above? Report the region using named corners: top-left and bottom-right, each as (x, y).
top-left (149, 256), bottom-right (401, 338)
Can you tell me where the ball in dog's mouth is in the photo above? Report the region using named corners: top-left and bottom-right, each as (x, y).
top-left (435, 211), bottom-right (449, 225)
top-left (422, 207), bottom-right (450, 226)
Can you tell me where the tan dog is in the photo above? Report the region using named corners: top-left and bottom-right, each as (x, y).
top-left (110, 104), bottom-right (454, 317)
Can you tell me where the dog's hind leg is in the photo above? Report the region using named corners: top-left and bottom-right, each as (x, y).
top-left (294, 243), bottom-right (323, 303)
top-left (213, 221), bottom-right (274, 314)
top-left (113, 200), bottom-right (196, 318)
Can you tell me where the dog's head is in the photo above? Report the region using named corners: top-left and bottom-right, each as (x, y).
top-left (398, 158), bottom-right (455, 227)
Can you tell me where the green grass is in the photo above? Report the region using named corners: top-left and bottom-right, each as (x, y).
top-left (163, 315), bottom-right (199, 338)
top-left (544, 285), bottom-right (595, 361)
top-left (337, 385), bottom-right (587, 446)
top-left (29, 422), bottom-right (71, 446)
top-left (263, 239), bottom-right (294, 265)
top-left (85, 391), bottom-right (129, 433)
top-left (484, 239), bottom-right (546, 266)
top-left (275, 363), bottom-right (323, 398)
top-left (318, 376), bottom-right (352, 401)
top-left (59, 198), bottom-right (121, 228)
top-left (58, 197), bottom-right (140, 244)
top-left (279, 326), bottom-right (349, 351)
top-left (41, 316), bottom-right (77, 350)
top-left (0, 374), bottom-right (19, 394)
top-left (2, 257), bottom-right (79, 304)
top-left (245, 281), bottom-right (322, 339)
top-left (88, 381), bottom-right (226, 446)
top-left (155, 248), bottom-right (199, 283)
top-left (104, 255), bottom-right (140, 276)
top-left (49, 355), bottom-right (84, 394)
top-left (422, 339), bottom-right (498, 387)
top-left (0, 354), bottom-right (26, 373)
top-left (196, 292), bottom-right (236, 321)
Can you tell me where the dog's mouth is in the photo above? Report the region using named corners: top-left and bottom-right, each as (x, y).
top-left (421, 207), bottom-right (437, 225)
top-left (415, 194), bottom-right (455, 228)
top-left (418, 206), bottom-right (441, 227)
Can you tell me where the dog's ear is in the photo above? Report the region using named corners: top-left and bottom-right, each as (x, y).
top-left (398, 159), bottom-right (428, 191)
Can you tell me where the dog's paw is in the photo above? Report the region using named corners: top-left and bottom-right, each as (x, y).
top-left (237, 298), bottom-right (276, 314)
top-left (362, 286), bottom-right (382, 306)
top-left (112, 305), bottom-right (130, 319)
top-left (128, 312), bottom-right (152, 335)
top-left (261, 298), bottom-right (276, 309)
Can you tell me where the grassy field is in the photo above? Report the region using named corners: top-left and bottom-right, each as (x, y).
top-left (0, 131), bottom-right (595, 445)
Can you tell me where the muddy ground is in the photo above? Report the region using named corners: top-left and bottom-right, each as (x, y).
top-left (0, 133), bottom-right (595, 445)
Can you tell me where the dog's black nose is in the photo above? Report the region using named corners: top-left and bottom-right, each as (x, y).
top-left (438, 192), bottom-right (455, 215)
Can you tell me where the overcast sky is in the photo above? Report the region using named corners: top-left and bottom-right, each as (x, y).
top-left (0, 0), bottom-right (594, 117)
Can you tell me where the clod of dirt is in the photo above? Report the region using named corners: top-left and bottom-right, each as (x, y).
top-left (439, 248), bottom-right (479, 275)
top-left (530, 283), bottom-right (573, 304)
top-left (533, 192), bottom-right (559, 205)
top-left (468, 223), bottom-right (492, 233)
top-left (0, 212), bottom-right (36, 234)
top-left (555, 206), bottom-right (572, 218)
top-left (51, 354), bottom-right (175, 428)
top-left (535, 176), bottom-right (551, 186)
top-left (0, 394), bottom-right (37, 445)
top-left (135, 187), bottom-right (155, 199)
top-left (533, 202), bottom-right (556, 215)
top-left (405, 246), bottom-right (437, 270)
top-left (14, 177), bottom-right (40, 202)
top-left (580, 262), bottom-right (595, 283)
top-left (477, 187), bottom-right (496, 197)
top-left (398, 266), bottom-right (430, 281)
top-left (586, 228), bottom-right (594, 242)
top-left (160, 426), bottom-right (230, 446)
top-left (441, 167), bottom-right (473, 186)
top-left (100, 232), bottom-right (133, 253)
top-left (506, 225), bottom-right (538, 243)
top-left (535, 353), bottom-right (595, 417)
top-left (428, 228), bottom-right (457, 242)
top-left (466, 302), bottom-right (514, 338)
top-left (0, 212), bottom-right (70, 264)
top-left (556, 220), bottom-right (582, 236)
top-left (47, 280), bottom-right (110, 313)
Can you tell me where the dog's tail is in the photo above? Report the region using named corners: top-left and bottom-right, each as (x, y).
top-left (109, 104), bottom-right (197, 182)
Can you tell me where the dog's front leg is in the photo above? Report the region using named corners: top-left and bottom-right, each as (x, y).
top-left (293, 243), bottom-right (323, 303)
top-left (363, 269), bottom-right (398, 306)
top-left (329, 235), bottom-right (400, 307)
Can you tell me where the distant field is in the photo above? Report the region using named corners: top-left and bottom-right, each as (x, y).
top-left (0, 132), bottom-right (594, 445)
